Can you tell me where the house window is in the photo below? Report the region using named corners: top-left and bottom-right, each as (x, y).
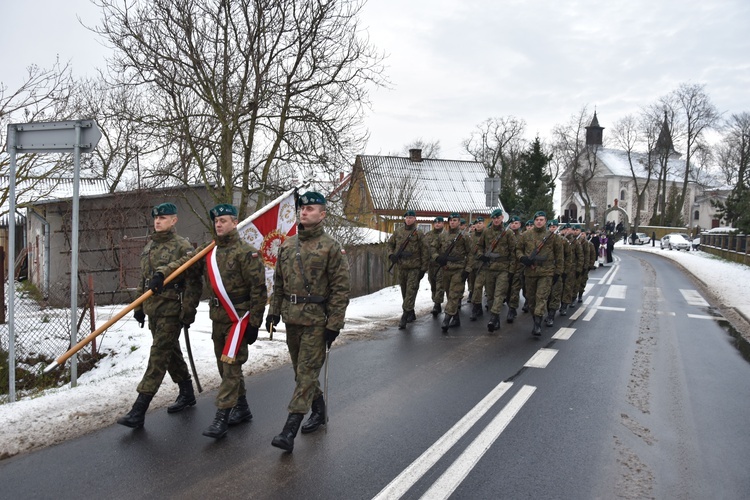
top-left (693, 210), bottom-right (700, 221)
top-left (620, 189), bottom-right (626, 201)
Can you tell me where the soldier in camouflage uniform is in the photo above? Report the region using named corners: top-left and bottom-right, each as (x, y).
top-left (505, 216), bottom-right (523, 323)
top-left (432, 212), bottom-right (473, 332)
top-left (117, 203), bottom-right (202, 429)
top-left (474, 209), bottom-right (516, 332)
top-left (266, 192), bottom-right (350, 452)
top-left (520, 219), bottom-right (534, 313)
top-left (388, 210), bottom-right (429, 329)
top-left (424, 216), bottom-right (445, 316)
top-left (544, 220), bottom-right (565, 327)
top-left (467, 217), bottom-right (484, 308)
top-left (516, 211), bottom-right (563, 336)
top-left (560, 223), bottom-right (583, 315)
top-left (152, 203), bottom-right (267, 439)
top-left (578, 228), bottom-right (596, 302)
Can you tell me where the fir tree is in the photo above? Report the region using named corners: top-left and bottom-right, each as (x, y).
top-left (512, 137), bottom-right (555, 221)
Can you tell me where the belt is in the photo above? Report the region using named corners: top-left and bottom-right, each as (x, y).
top-left (146, 279), bottom-right (184, 291)
top-left (446, 256), bottom-right (464, 262)
top-left (211, 293), bottom-right (250, 307)
top-left (285, 294), bottom-right (326, 304)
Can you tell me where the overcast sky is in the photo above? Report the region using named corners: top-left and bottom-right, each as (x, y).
top-left (2, 0), bottom-right (749, 159)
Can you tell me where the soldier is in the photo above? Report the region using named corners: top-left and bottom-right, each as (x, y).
top-left (516, 211), bottom-right (563, 336)
top-left (117, 203), bottom-right (202, 429)
top-left (151, 203), bottom-right (267, 439)
top-left (579, 228), bottom-right (596, 302)
top-left (505, 216), bottom-right (523, 323)
top-left (388, 210), bottom-right (429, 329)
top-left (520, 219), bottom-right (534, 313)
top-left (544, 220), bottom-right (565, 327)
top-left (423, 216), bottom-right (445, 316)
top-left (467, 216), bottom-right (485, 312)
top-left (560, 223), bottom-right (582, 316)
top-left (475, 209), bottom-right (516, 332)
top-left (433, 212), bottom-right (473, 332)
top-left (266, 192), bottom-right (350, 452)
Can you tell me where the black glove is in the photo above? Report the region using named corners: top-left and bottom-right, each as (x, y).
top-left (180, 307), bottom-right (196, 328)
top-left (324, 328), bottom-right (339, 349)
top-left (388, 254), bottom-right (398, 264)
top-left (435, 255), bottom-right (448, 267)
top-left (245, 326), bottom-right (259, 345)
top-left (478, 255), bottom-right (491, 263)
top-left (149, 272), bottom-right (165, 294)
top-left (134, 309), bottom-right (145, 328)
top-left (265, 314), bottom-right (281, 333)
top-left (460, 270), bottom-right (469, 281)
top-left (520, 256), bottom-right (532, 267)
top-left (552, 274), bottom-right (559, 285)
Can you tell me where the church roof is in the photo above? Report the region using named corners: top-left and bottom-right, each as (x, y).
top-left (596, 148), bottom-right (684, 182)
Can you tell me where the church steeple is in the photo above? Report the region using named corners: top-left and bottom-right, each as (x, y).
top-left (656, 110), bottom-right (679, 157)
top-left (585, 111), bottom-right (604, 146)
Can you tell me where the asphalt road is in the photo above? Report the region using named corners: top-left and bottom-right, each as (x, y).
top-left (2, 250), bottom-right (749, 499)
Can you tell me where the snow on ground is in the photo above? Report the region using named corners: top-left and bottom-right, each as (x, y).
top-left (1, 244), bottom-right (749, 459)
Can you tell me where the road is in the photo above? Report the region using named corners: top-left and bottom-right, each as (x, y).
top-left (1, 250), bottom-right (749, 499)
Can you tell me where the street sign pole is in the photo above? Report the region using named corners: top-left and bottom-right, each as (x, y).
top-left (7, 127), bottom-right (18, 402)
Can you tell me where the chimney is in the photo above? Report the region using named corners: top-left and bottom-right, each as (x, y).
top-left (409, 148), bottom-right (422, 162)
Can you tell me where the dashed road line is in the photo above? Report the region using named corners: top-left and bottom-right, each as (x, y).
top-left (680, 289), bottom-right (708, 307)
top-left (524, 348), bottom-right (558, 368)
top-left (552, 327), bottom-right (576, 340)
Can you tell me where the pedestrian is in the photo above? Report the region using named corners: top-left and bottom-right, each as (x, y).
top-left (606, 233), bottom-right (615, 263)
top-left (599, 232), bottom-right (608, 265)
top-left (545, 220), bottom-right (565, 327)
top-left (424, 216), bottom-right (445, 317)
top-left (516, 211), bottom-right (563, 336)
top-left (467, 216), bottom-right (485, 312)
top-left (266, 192), bottom-right (350, 452)
top-left (117, 203), bottom-right (203, 429)
top-left (151, 203), bottom-right (267, 439)
top-left (432, 212), bottom-right (473, 332)
top-left (388, 210), bottom-right (429, 329)
top-left (560, 223), bottom-right (582, 315)
top-left (474, 209), bottom-right (516, 332)
top-left (505, 216), bottom-right (524, 323)
top-left (591, 231), bottom-right (601, 260)
top-left (578, 228), bottom-right (596, 302)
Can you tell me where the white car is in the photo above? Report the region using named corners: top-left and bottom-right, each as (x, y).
top-left (660, 233), bottom-right (691, 251)
top-left (633, 232), bottom-right (651, 245)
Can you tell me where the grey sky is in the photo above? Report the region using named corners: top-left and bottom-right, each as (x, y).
top-left (2, 0), bottom-right (749, 159)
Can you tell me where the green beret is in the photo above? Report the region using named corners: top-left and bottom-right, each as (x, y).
top-left (548, 219), bottom-right (559, 226)
top-left (509, 216), bottom-right (520, 222)
top-left (433, 216), bottom-right (444, 222)
top-left (151, 203), bottom-right (177, 217)
top-left (299, 191), bottom-right (326, 206)
top-left (449, 212), bottom-right (461, 220)
top-left (563, 223), bottom-right (572, 229)
top-left (490, 209), bottom-right (504, 218)
top-left (533, 210), bottom-right (547, 219)
top-left (474, 216), bottom-right (484, 223)
top-left (525, 220), bottom-right (533, 226)
top-left (460, 218), bottom-right (467, 224)
top-left (210, 203), bottom-right (238, 221)
top-left (404, 210), bottom-right (416, 217)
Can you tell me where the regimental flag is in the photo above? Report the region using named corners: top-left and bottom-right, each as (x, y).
top-left (238, 192), bottom-right (297, 297)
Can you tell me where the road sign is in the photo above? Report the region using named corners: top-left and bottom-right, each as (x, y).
top-left (484, 177), bottom-right (501, 207)
top-left (7, 119), bottom-right (102, 153)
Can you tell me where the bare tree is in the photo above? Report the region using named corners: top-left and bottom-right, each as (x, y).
top-left (91, 0), bottom-right (385, 218)
top-left (463, 116), bottom-right (526, 179)
top-left (715, 112), bottom-right (750, 188)
top-left (611, 114), bottom-right (654, 231)
top-left (397, 138), bottom-right (441, 159)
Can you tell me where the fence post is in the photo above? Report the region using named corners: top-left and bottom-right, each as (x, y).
top-left (0, 246), bottom-right (5, 324)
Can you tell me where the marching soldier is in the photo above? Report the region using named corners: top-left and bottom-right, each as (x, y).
top-left (151, 204), bottom-right (267, 439)
top-left (467, 216), bottom-right (485, 314)
top-left (520, 219), bottom-right (534, 313)
top-left (117, 203), bottom-right (202, 429)
top-left (433, 212), bottom-right (473, 332)
top-left (545, 220), bottom-right (565, 327)
top-left (578, 227), bottom-right (596, 302)
top-left (474, 209), bottom-right (516, 332)
top-left (266, 192), bottom-right (350, 452)
top-left (505, 216), bottom-right (523, 323)
top-left (424, 216), bottom-right (445, 316)
top-left (388, 210), bottom-right (429, 329)
top-left (561, 223), bottom-right (584, 314)
top-left (516, 211), bottom-right (563, 336)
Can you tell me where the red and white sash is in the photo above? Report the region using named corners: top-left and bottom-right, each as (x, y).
top-left (206, 247), bottom-right (250, 363)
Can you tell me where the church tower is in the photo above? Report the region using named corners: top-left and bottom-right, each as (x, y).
top-left (655, 110), bottom-right (679, 158)
top-left (585, 111), bottom-right (604, 146)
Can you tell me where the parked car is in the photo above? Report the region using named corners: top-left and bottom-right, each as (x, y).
top-left (660, 233), bottom-right (691, 251)
top-left (633, 232), bottom-right (651, 245)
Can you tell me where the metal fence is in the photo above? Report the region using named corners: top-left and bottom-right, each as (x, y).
top-left (699, 233), bottom-right (749, 265)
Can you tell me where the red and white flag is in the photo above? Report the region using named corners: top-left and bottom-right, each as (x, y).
top-left (238, 192), bottom-right (298, 296)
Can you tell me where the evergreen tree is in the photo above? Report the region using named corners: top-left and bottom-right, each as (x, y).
top-left (512, 137), bottom-right (555, 221)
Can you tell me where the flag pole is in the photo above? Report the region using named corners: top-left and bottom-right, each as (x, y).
top-left (44, 179), bottom-right (311, 374)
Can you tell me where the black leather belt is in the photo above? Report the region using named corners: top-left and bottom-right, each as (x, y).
top-left (146, 279), bottom-right (184, 291)
top-left (211, 293), bottom-right (250, 307)
top-left (285, 294), bottom-right (326, 304)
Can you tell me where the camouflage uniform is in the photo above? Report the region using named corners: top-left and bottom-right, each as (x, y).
top-left (468, 226), bottom-right (483, 303)
top-left (387, 222), bottom-right (429, 316)
top-left (475, 223), bottom-right (516, 318)
top-left (423, 226), bottom-right (444, 307)
top-left (268, 222), bottom-right (350, 415)
top-left (135, 228), bottom-right (202, 396)
top-left (579, 235), bottom-right (596, 299)
top-left (547, 231), bottom-right (567, 313)
top-left (516, 226), bottom-right (563, 318)
top-left (433, 227), bottom-right (473, 320)
top-left (507, 226), bottom-right (524, 311)
top-left (562, 233), bottom-right (584, 308)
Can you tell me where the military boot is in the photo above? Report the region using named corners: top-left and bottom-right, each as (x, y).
top-left (407, 310), bottom-right (417, 323)
top-left (545, 310), bottom-right (555, 327)
top-left (398, 311), bottom-right (408, 330)
top-left (167, 379), bottom-right (196, 413)
top-left (522, 303), bottom-right (530, 313)
top-left (488, 313), bottom-right (501, 332)
top-left (228, 394), bottom-right (253, 426)
top-left (559, 304), bottom-right (568, 316)
top-left (449, 313), bottom-right (461, 328)
top-left (117, 393), bottom-right (153, 428)
top-left (202, 408), bottom-right (231, 439)
top-left (506, 307), bottom-right (517, 323)
top-left (301, 395), bottom-right (326, 434)
top-left (441, 313), bottom-right (451, 332)
top-left (577, 292), bottom-right (583, 303)
top-left (432, 302), bottom-right (442, 317)
top-left (470, 303), bottom-right (483, 321)
top-left (532, 316), bottom-right (543, 336)
top-left (271, 413), bottom-right (305, 452)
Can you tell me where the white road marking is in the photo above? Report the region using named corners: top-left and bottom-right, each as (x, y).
top-left (688, 314), bottom-right (720, 320)
top-left (637, 309), bottom-right (676, 316)
top-left (420, 385), bottom-right (537, 500)
top-left (524, 348), bottom-right (558, 368)
top-left (643, 287), bottom-right (664, 301)
top-left (680, 289), bottom-right (708, 307)
top-left (552, 327), bottom-right (575, 340)
top-left (605, 285), bottom-right (626, 299)
top-left (372, 381), bottom-right (513, 500)
top-left (569, 305), bottom-right (586, 320)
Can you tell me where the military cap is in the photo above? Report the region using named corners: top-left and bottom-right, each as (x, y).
top-left (433, 216), bottom-right (444, 222)
top-left (151, 203), bottom-right (177, 218)
top-left (563, 223), bottom-right (572, 229)
top-left (533, 210), bottom-right (547, 219)
top-left (474, 216), bottom-right (484, 223)
top-left (490, 209), bottom-right (504, 218)
top-left (210, 203), bottom-right (238, 221)
top-left (460, 218), bottom-right (467, 225)
top-left (299, 191), bottom-right (326, 206)
top-left (404, 209), bottom-right (416, 217)
top-left (548, 219), bottom-right (559, 226)
top-left (509, 215), bottom-right (521, 222)
top-left (525, 220), bottom-right (533, 226)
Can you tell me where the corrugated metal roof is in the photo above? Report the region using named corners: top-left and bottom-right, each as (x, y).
top-left (358, 155), bottom-right (502, 214)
